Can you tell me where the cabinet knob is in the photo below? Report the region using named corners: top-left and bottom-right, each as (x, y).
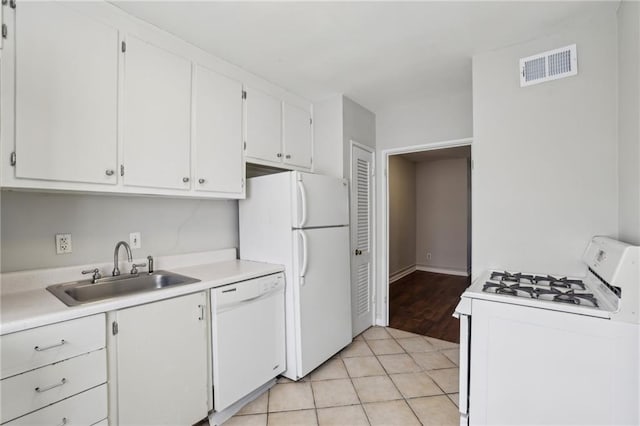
top-left (285, 154), bottom-right (291, 159)
top-left (105, 169), bottom-right (115, 176)
top-left (198, 178), bottom-right (206, 184)
top-left (183, 177), bottom-right (190, 183)
top-left (276, 153), bottom-right (283, 158)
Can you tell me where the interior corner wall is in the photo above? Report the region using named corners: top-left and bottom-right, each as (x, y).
top-left (617, 0), bottom-right (640, 245)
top-left (0, 191), bottom-right (238, 272)
top-left (388, 156), bottom-right (416, 277)
top-left (342, 96), bottom-right (376, 179)
top-left (313, 95), bottom-right (344, 178)
top-left (472, 11), bottom-right (619, 278)
top-left (415, 158), bottom-right (469, 274)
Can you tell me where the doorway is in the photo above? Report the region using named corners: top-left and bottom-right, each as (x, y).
top-left (382, 140), bottom-right (471, 342)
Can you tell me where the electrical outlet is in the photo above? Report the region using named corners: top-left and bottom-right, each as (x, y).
top-left (426, 252), bottom-right (432, 260)
top-left (55, 233), bottom-right (72, 254)
top-left (129, 232), bottom-right (141, 249)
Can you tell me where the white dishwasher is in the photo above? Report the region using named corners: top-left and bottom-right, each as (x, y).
top-left (211, 272), bottom-right (286, 411)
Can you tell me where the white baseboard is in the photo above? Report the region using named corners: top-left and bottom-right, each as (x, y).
top-left (389, 265), bottom-right (417, 284)
top-left (416, 265), bottom-right (470, 277)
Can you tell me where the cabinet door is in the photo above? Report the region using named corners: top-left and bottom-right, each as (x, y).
top-left (115, 292), bottom-right (208, 426)
top-left (14, 2), bottom-right (118, 184)
top-left (283, 103), bottom-right (313, 169)
top-left (122, 35), bottom-right (191, 190)
top-left (245, 87), bottom-right (282, 163)
top-left (193, 65), bottom-right (244, 194)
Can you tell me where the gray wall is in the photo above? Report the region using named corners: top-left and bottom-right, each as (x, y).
top-left (0, 191), bottom-right (238, 272)
top-left (388, 156), bottom-right (416, 276)
top-left (472, 11), bottom-right (619, 277)
top-left (416, 158), bottom-right (470, 273)
top-left (617, 0), bottom-right (640, 245)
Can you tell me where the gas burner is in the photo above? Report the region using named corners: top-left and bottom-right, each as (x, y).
top-left (491, 271), bottom-right (535, 284)
top-left (552, 290), bottom-right (599, 307)
top-left (533, 275), bottom-right (586, 290)
top-left (483, 282), bottom-right (536, 298)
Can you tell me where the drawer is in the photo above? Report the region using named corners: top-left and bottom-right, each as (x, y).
top-left (4, 384), bottom-right (107, 426)
top-left (1, 349), bottom-right (107, 424)
top-left (1, 314), bottom-right (106, 379)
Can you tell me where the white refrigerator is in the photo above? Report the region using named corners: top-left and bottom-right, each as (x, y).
top-left (239, 171), bottom-right (352, 380)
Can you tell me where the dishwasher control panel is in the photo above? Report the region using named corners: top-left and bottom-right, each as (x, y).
top-left (214, 272), bottom-right (285, 308)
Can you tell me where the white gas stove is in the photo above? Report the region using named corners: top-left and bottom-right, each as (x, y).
top-left (455, 236), bottom-right (640, 426)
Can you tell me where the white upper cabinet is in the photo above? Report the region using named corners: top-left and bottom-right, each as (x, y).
top-left (245, 87), bottom-right (283, 163)
top-left (14, 2), bottom-right (118, 184)
top-left (0, 2), bottom-right (311, 197)
top-left (245, 87), bottom-right (313, 171)
top-left (193, 65), bottom-right (244, 195)
top-left (283, 102), bottom-right (313, 169)
top-left (122, 35), bottom-right (192, 190)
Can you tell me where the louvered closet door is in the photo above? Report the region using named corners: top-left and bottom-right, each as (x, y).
top-left (350, 142), bottom-right (374, 337)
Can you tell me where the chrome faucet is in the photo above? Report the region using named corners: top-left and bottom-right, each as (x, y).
top-left (112, 241), bottom-right (133, 276)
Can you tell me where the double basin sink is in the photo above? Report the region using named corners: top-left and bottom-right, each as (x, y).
top-left (47, 271), bottom-right (201, 306)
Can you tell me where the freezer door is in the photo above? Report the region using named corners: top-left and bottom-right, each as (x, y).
top-left (291, 172), bottom-right (349, 228)
top-left (293, 227), bottom-right (352, 377)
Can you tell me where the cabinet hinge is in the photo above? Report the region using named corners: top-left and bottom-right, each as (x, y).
top-left (310, 157), bottom-right (313, 164)
top-left (9, 0), bottom-right (15, 9)
top-left (241, 178), bottom-right (245, 188)
top-left (112, 321), bottom-right (119, 335)
top-left (10, 151), bottom-right (16, 166)
top-left (309, 118), bottom-right (312, 126)
top-left (242, 90), bottom-right (247, 100)
top-left (371, 164), bottom-right (375, 177)
top-left (121, 41), bottom-right (126, 53)
top-left (243, 141), bottom-right (246, 151)
top-left (120, 164), bottom-right (125, 176)
top-left (2, 24), bottom-right (7, 40)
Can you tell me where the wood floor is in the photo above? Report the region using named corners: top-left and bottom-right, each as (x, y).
top-left (389, 271), bottom-right (470, 343)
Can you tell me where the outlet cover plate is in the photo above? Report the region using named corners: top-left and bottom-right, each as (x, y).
top-left (55, 233), bottom-right (72, 254)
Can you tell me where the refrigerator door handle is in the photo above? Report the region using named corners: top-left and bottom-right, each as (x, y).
top-left (297, 180), bottom-right (308, 228)
top-left (298, 230), bottom-right (309, 285)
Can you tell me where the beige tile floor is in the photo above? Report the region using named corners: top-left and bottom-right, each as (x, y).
top-left (224, 327), bottom-right (460, 426)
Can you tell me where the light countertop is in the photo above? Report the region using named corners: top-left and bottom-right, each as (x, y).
top-left (1, 252), bottom-right (283, 335)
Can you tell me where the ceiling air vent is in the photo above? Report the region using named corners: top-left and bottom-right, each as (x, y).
top-left (519, 44), bottom-right (577, 87)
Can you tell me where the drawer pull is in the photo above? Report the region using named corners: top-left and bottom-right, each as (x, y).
top-left (34, 339), bottom-right (67, 352)
top-left (35, 378), bottom-right (67, 393)
top-left (57, 417), bottom-right (68, 426)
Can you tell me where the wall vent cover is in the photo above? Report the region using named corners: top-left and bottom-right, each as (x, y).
top-left (520, 44), bottom-right (577, 87)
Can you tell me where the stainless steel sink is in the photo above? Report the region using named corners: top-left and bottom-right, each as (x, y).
top-left (47, 270), bottom-right (201, 306)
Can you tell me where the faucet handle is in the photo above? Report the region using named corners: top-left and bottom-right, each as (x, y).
top-left (82, 268), bottom-right (102, 283)
top-left (130, 263), bottom-right (147, 275)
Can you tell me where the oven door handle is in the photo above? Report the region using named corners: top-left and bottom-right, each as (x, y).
top-left (458, 313), bottom-right (470, 421)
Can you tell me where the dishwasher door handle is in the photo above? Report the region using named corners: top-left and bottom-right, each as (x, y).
top-left (216, 288), bottom-right (282, 312)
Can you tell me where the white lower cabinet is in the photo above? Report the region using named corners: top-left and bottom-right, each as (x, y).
top-left (4, 384), bottom-right (107, 426)
top-left (0, 314), bottom-right (107, 425)
top-left (113, 292), bottom-right (209, 426)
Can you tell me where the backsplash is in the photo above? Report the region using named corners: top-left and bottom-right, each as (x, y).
top-left (0, 191), bottom-right (239, 273)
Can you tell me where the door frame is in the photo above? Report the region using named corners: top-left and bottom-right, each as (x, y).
top-left (380, 137), bottom-right (472, 326)
top-left (349, 139), bottom-right (376, 335)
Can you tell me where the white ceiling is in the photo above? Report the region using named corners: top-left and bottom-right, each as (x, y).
top-left (113, 1), bottom-right (618, 112)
